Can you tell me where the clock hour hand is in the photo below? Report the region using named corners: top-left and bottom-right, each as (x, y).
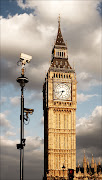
top-left (60, 90), bottom-right (65, 96)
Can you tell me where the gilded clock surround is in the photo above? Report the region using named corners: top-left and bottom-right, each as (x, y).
top-left (43, 17), bottom-right (77, 180)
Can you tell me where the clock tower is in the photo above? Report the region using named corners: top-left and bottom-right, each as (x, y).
top-left (43, 17), bottom-right (77, 180)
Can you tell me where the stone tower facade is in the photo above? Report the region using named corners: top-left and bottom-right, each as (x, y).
top-left (43, 17), bottom-right (77, 180)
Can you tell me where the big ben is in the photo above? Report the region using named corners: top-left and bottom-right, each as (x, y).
top-left (43, 17), bottom-right (77, 180)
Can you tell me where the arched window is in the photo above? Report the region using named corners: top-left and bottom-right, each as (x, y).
top-left (56, 61), bottom-right (58, 65)
top-left (59, 114), bottom-right (60, 128)
top-left (64, 52), bottom-right (65, 57)
top-left (69, 74), bottom-right (70, 78)
top-left (62, 52), bottom-right (63, 57)
top-left (60, 52), bottom-right (61, 56)
top-left (60, 61), bottom-right (62, 65)
top-left (54, 73), bottom-right (55, 78)
top-left (64, 74), bottom-right (65, 78)
top-left (59, 74), bottom-right (60, 78)
top-left (65, 62), bottom-right (67, 66)
top-left (56, 74), bottom-right (58, 78)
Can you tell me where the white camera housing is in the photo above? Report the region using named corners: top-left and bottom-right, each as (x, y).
top-left (20, 53), bottom-right (32, 65)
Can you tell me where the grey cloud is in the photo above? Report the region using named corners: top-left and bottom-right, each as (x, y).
top-left (76, 106), bottom-right (102, 163)
top-left (0, 136), bottom-right (44, 180)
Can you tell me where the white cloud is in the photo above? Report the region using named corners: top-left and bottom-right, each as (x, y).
top-left (0, 112), bottom-right (13, 130)
top-left (25, 136), bottom-right (44, 152)
top-left (5, 131), bottom-right (16, 137)
top-left (1, 135), bottom-right (19, 146)
top-left (77, 93), bottom-right (98, 103)
top-left (0, 1), bottom-right (101, 91)
top-left (77, 72), bottom-right (102, 90)
top-left (17, 1), bottom-right (98, 24)
top-left (76, 106), bottom-right (102, 135)
top-left (92, 105), bottom-right (102, 117)
top-left (76, 106), bottom-right (102, 162)
top-left (10, 96), bottom-right (20, 106)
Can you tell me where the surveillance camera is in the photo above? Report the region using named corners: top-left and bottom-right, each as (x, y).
top-left (24, 108), bottom-right (34, 115)
top-left (20, 53), bottom-right (32, 65)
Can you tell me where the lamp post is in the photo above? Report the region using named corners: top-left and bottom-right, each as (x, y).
top-left (16, 53), bottom-right (34, 180)
top-left (62, 164), bottom-right (65, 180)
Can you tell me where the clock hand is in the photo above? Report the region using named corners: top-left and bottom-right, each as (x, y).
top-left (60, 90), bottom-right (65, 96)
top-left (62, 90), bottom-right (65, 93)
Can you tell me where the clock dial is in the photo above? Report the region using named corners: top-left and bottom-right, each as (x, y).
top-left (54, 83), bottom-right (71, 101)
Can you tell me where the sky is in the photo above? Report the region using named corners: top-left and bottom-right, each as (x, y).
top-left (0, 0), bottom-right (102, 180)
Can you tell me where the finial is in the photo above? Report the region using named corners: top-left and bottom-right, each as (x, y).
top-left (66, 40), bottom-right (67, 46)
top-left (84, 150), bottom-right (86, 155)
top-left (58, 14), bottom-right (61, 27)
top-left (73, 61), bottom-right (75, 70)
top-left (98, 157), bottom-right (101, 165)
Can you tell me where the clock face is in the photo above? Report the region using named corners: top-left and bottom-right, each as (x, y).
top-left (54, 83), bottom-right (71, 101)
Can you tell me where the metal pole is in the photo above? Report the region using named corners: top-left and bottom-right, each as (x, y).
top-left (20, 85), bottom-right (24, 180)
top-left (16, 53), bottom-right (33, 180)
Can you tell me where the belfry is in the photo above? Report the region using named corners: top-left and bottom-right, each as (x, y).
top-left (43, 16), bottom-right (77, 179)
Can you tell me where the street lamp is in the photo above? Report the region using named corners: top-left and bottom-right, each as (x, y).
top-left (62, 164), bottom-right (65, 180)
top-left (16, 53), bottom-right (34, 180)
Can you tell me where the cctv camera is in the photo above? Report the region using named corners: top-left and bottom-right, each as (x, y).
top-left (20, 53), bottom-right (32, 65)
top-left (24, 108), bottom-right (34, 115)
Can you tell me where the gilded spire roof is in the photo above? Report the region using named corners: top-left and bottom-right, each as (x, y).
top-left (55, 15), bottom-right (66, 46)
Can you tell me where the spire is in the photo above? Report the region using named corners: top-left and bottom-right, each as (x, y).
top-left (55, 15), bottom-right (66, 46)
top-left (87, 157), bottom-right (89, 168)
top-left (83, 150), bottom-right (86, 162)
top-left (98, 157), bottom-right (101, 166)
top-left (78, 161), bottom-right (80, 168)
top-left (58, 14), bottom-right (60, 28)
top-left (83, 151), bottom-right (87, 173)
top-left (91, 154), bottom-right (94, 168)
top-left (94, 161), bottom-right (97, 173)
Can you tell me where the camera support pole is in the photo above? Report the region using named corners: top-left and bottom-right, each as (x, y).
top-left (16, 53), bottom-right (34, 180)
top-left (16, 68), bottom-right (29, 180)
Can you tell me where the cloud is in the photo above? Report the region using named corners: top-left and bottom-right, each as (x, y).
top-left (77, 93), bottom-right (98, 103)
top-left (10, 96), bottom-right (20, 106)
top-left (0, 112), bottom-right (13, 130)
top-left (27, 91), bottom-right (42, 102)
top-left (76, 106), bottom-right (102, 162)
top-left (0, 96), bottom-right (7, 105)
top-left (0, 1), bottom-right (101, 92)
top-left (77, 72), bottom-right (102, 91)
top-left (0, 135), bottom-right (44, 180)
top-left (5, 131), bottom-right (16, 137)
